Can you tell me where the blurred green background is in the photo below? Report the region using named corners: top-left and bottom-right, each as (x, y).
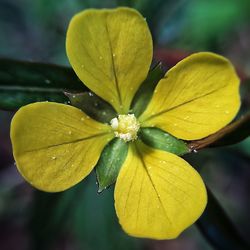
top-left (0, 0), bottom-right (250, 249)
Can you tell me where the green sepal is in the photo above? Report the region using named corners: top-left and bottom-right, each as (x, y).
top-left (95, 138), bottom-right (128, 193)
top-left (0, 58), bottom-right (86, 110)
top-left (65, 91), bottom-right (117, 123)
top-left (130, 62), bottom-right (165, 117)
top-left (139, 127), bottom-right (189, 155)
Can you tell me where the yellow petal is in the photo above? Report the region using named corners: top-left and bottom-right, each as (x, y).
top-left (11, 102), bottom-right (113, 192)
top-left (114, 141), bottom-right (207, 239)
top-left (66, 7), bottom-right (153, 114)
top-left (139, 52), bottom-right (240, 140)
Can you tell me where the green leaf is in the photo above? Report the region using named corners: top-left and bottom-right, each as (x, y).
top-left (29, 183), bottom-right (84, 250)
top-left (65, 91), bottom-right (117, 123)
top-left (95, 138), bottom-right (128, 193)
top-left (72, 174), bottom-right (142, 250)
top-left (130, 62), bottom-right (165, 117)
top-left (188, 113), bottom-right (250, 151)
top-left (0, 58), bottom-right (87, 110)
top-left (139, 127), bottom-right (189, 155)
top-left (196, 187), bottom-right (249, 250)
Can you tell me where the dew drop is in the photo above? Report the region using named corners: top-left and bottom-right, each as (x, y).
top-left (51, 156), bottom-right (56, 160)
top-left (88, 92), bottom-right (94, 97)
top-left (81, 117), bottom-right (85, 121)
top-left (154, 89), bottom-right (158, 93)
top-left (45, 79), bottom-right (51, 84)
top-left (225, 110), bottom-right (229, 114)
top-left (148, 166), bottom-right (152, 170)
top-left (173, 123), bottom-right (177, 127)
top-left (193, 149), bottom-right (198, 153)
top-left (68, 131), bottom-right (72, 135)
top-left (72, 95), bottom-right (76, 98)
top-left (112, 53), bottom-right (116, 57)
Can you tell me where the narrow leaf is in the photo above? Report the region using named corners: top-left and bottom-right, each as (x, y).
top-left (65, 91), bottom-right (117, 123)
top-left (196, 187), bottom-right (249, 250)
top-left (130, 62), bottom-right (165, 117)
top-left (95, 138), bottom-right (128, 192)
top-left (139, 127), bottom-right (189, 155)
top-left (0, 58), bottom-right (87, 110)
top-left (189, 113), bottom-right (250, 151)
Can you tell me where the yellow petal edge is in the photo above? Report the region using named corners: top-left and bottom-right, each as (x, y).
top-left (66, 7), bottom-right (153, 114)
top-left (139, 52), bottom-right (241, 140)
top-left (11, 102), bottom-right (113, 192)
top-left (115, 141), bottom-right (207, 239)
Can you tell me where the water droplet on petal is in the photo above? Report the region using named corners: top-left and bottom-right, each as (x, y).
top-left (225, 110), bottom-right (229, 114)
top-left (51, 156), bottom-right (56, 160)
top-left (112, 53), bottom-right (116, 57)
top-left (81, 117), bottom-right (85, 121)
top-left (45, 79), bottom-right (51, 84)
top-left (68, 131), bottom-right (72, 135)
top-left (88, 92), bottom-right (94, 97)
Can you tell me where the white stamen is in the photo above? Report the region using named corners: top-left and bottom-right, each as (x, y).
top-left (110, 114), bottom-right (140, 142)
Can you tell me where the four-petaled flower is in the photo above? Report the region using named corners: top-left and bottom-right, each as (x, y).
top-left (11, 7), bottom-right (240, 239)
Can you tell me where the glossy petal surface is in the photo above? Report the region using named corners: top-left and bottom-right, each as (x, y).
top-left (11, 102), bottom-right (113, 192)
top-left (66, 7), bottom-right (153, 114)
top-left (114, 141), bottom-right (207, 239)
top-left (140, 52), bottom-right (240, 140)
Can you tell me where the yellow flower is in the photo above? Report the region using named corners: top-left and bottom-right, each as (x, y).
top-left (10, 7), bottom-right (240, 240)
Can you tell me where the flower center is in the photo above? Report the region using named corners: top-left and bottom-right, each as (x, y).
top-left (110, 114), bottom-right (140, 142)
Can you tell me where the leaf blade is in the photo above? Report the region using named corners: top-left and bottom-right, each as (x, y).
top-left (0, 58), bottom-right (87, 110)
